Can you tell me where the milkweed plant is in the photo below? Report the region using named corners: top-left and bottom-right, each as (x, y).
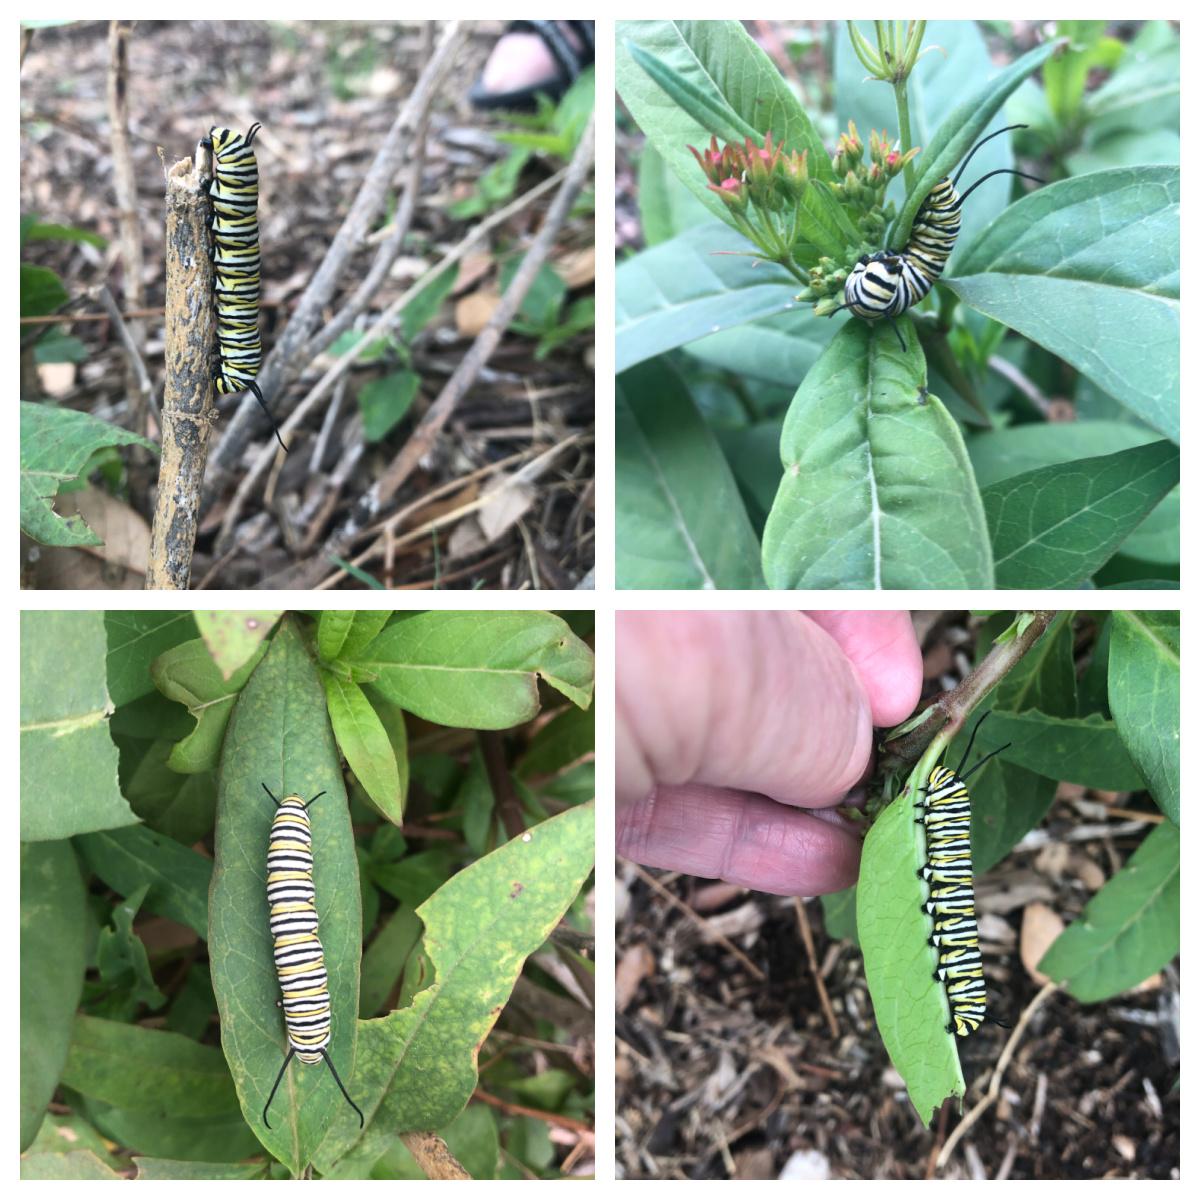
top-left (615, 20), bottom-right (1179, 590)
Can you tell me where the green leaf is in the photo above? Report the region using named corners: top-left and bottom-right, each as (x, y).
top-left (799, 178), bottom-right (860, 255)
top-left (447, 147), bottom-right (531, 219)
top-left (22, 221), bottom-right (107, 248)
top-left (626, 39), bottom-right (758, 145)
top-left (20, 402), bottom-right (157, 547)
top-left (151, 636), bottom-right (269, 775)
top-left (458, 749), bottom-right (497, 856)
top-left (317, 611), bottom-right (393, 664)
top-left (1081, 23), bottom-right (1178, 137)
top-left (685, 306), bottom-right (835, 386)
top-left (500, 257), bottom-right (567, 329)
top-left (616, 20), bottom-right (833, 228)
top-left (21, 612), bottom-right (132, 841)
top-left (982, 440), bottom-right (1180, 588)
top-left (969, 614), bottom-right (1076, 874)
top-left (638, 140), bottom-right (714, 245)
top-left (134, 1161), bottom-right (268, 1180)
top-left (517, 705), bottom-right (595, 780)
top-left (115, 739), bottom-right (217, 844)
top-left (208, 618), bottom-right (362, 1175)
top-left (194, 612), bottom-right (282, 680)
top-left (971, 711), bottom-right (1144, 792)
top-left (890, 38), bottom-right (1065, 250)
top-left (322, 672), bottom-right (403, 822)
top-left (358, 371), bottom-right (420, 443)
top-left (363, 691), bottom-right (409, 821)
top-left (616, 223), bottom-right (799, 373)
top-left (1043, 21), bottom-right (1108, 122)
top-left (74, 826), bottom-right (213, 938)
top-left (35, 329), bottom-right (89, 364)
top-left (950, 167), bottom-right (1180, 441)
top-left (857, 770), bottom-right (963, 1126)
top-left (762, 321), bottom-right (993, 589)
top-left (96, 884), bottom-right (167, 1008)
top-left (617, 358), bottom-right (765, 589)
top-left (21, 1152), bottom-right (123, 1180)
top-left (106, 612), bottom-right (200, 707)
top-left (358, 906), bottom-right (422, 1019)
top-left (21, 263), bottom-right (68, 317)
top-left (399, 263), bottom-right (458, 340)
top-left (73, 1096), bottom-right (261, 1164)
top-left (821, 886), bottom-right (858, 944)
top-left (20, 841), bottom-right (87, 1150)
top-left (346, 612), bottom-right (595, 728)
top-left (62, 1014), bottom-right (240, 1119)
top-left (1038, 820), bottom-right (1179, 1003)
top-left (1108, 612), bottom-right (1179, 822)
top-left (313, 802), bottom-right (594, 1170)
top-left (371, 848), bottom-right (455, 909)
top-left (967, 421), bottom-right (1178, 567)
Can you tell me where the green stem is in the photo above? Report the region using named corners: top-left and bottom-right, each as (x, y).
top-left (777, 255), bottom-right (809, 286)
top-left (894, 74), bottom-right (916, 197)
top-left (936, 285), bottom-right (959, 332)
top-left (754, 206), bottom-right (787, 263)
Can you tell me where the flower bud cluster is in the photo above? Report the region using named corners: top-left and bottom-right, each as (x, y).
top-left (688, 133), bottom-right (810, 214)
top-left (685, 123), bottom-right (921, 305)
top-left (830, 121), bottom-right (917, 209)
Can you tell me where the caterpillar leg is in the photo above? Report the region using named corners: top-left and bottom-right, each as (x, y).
top-left (263, 1046), bottom-right (296, 1129)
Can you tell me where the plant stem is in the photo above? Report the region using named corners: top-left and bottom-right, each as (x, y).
top-left (881, 611), bottom-right (1058, 770)
top-left (894, 74), bottom-right (917, 197)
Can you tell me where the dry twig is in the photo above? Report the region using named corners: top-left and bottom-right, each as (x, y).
top-left (629, 863), bottom-right (765, 982)
top-left (937, 981), bottom-right (1060, 1169)
top-left (144, 155), bottom-right (217, 589)
top-left (399, 1131), bottom-right (471, 1180)
top-left (300, 113), bottom-right (596, 587)
top-left (106, 20), bottom-right (149, 433)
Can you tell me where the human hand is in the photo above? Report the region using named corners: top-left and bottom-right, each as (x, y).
top-left (616, 611), bottom-right (922, 895)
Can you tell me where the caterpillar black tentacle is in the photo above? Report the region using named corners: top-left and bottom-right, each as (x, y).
top-left (204, 124), bottom-right (287, 451)
top-left (261, 783), bottom-right (363, 1129)
top-left (912, 712), bottom-right (1011, 1038)
top-left (836, 124), bottom-right (1042, 348)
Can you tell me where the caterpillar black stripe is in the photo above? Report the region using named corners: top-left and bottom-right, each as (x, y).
top-left (913, 714), bottom-right (1011, 1038)
top-left (200, 124), bottom-right (287, 450)
top-left (261, 784), bottom-right (363, 1128)
top-left (837, 124), bottom-right (1041, 351)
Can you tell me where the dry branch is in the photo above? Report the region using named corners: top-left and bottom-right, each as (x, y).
top-left (297, 113), bottom-right (596, 588)
top-left (398, 1131), bottom-right (471, 1180)
top-left (145, 154), bottom-right (217, 590)
top-left (106, 20), bottom-right (149, 433)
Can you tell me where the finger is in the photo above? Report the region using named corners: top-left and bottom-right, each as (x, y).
top-left (617, 611), bottom-right (874, 811)
top-left (805, 611), bottom-right (922, 728)
top-left (617, 782), bottom-right (860, 896)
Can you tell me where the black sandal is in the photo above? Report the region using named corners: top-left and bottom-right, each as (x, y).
top-left (469, 20), bottom-right (594, 112)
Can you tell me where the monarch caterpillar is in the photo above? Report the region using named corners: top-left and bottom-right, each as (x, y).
top-left (200, 123), bottom-right (287, 451)
top-left (261, 784), bottom-right (363, 1128)
top-left (913, 713), bottom-right (1011, 1038)
top-left (837, 124), bottom-right (1041, 351)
